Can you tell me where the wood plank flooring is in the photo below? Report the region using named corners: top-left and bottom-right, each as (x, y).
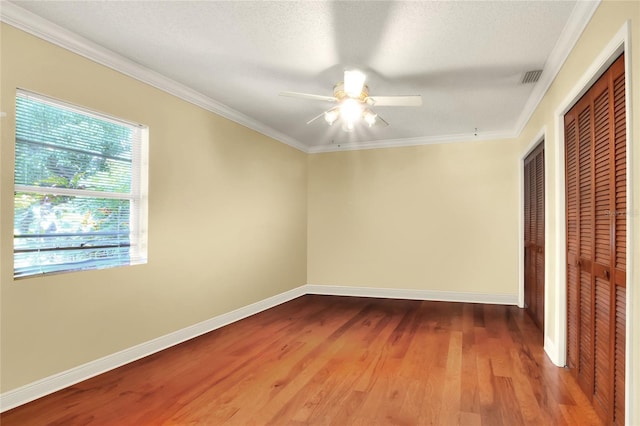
top-left (1, 295), bottom-right (603, 425)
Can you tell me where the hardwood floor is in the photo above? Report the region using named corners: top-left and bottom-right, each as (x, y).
top-left (1, 295), bottom-right (603, 425)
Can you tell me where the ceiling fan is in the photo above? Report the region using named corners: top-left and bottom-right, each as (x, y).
top-left (279, 70), bottom-right (422, 132)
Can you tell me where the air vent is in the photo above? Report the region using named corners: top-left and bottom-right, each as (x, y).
top-left (521, 70), bottom-right (542, 84)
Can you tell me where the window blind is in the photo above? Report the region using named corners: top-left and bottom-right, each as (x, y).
top-left (13, 90), bottom-right (148, 278)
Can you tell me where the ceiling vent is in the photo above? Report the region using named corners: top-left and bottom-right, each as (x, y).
top-left (521, 70), bottom-right (543, 84)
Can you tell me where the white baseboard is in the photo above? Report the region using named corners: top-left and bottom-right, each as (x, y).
top-left (1, 283), bottom-right (517, 412)
top-left (0, 285), bottom-right (306, 413)
top-left (544, 335), bottom-right (564, 367)
top-left (305, 284), bottom-right (519, 305)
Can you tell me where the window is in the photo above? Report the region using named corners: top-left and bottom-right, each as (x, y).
top-left (13, 90), bottom-right (148, 278)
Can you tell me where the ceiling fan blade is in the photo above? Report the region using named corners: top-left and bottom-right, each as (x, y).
top-left (367, 95), bottom-right (423, 107)
top-left (344, 70), bottom-right (366, 97)
top-left (279, 91), bottom-right (338, 103)
top-left (375, 114), bottom-right (389, 127)
top-left (306, 110), bottom-right (327, 125)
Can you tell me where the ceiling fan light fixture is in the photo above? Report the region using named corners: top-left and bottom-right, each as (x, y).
top-left (363, 109), bottom-right (377, 127)
top-left (344, 70), bottom-right (366, 98)
top-left (281, 69), bottom-right (420, 131)
top-left (324, 108), bottom-right (339, 125)
top-left (340, 98), bottom-right (362, 124)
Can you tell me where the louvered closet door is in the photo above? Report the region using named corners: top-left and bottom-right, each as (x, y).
top-left (564, 54), bottom-right (626, 425)
top-left (524, 142), bottom-right (544, 332)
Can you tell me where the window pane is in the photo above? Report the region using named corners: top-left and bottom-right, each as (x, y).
top-left (15, 96), bottom-right (132, 193)
top-left (14, 192), bottom-right (132, 278)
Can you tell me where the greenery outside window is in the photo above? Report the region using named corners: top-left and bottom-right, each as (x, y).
top-left (13, 90), bottom-right (148, 278)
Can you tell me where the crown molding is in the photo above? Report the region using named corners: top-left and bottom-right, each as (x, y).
top-left (306, 129), bottom-right (515, 153)
top-left (1, 0), bottom-right (600, 153)
top-left (512, 0), bottom-right (600, 135)
top-left (0, 2), bottom-right (309, 153)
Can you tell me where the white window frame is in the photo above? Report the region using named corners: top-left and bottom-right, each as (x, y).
top-left (13, 89), bottom-right (148, 278)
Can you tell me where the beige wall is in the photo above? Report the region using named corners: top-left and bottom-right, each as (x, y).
top-left (307, 141), bottom-right (520, 295)
top-left (0, 24), bottom-right (308, 392)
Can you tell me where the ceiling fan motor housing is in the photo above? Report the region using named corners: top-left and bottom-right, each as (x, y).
top-left (333, 82), bottom-right (370, 103)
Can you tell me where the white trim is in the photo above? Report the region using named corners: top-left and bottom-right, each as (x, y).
top-left (518, 158), bottom-right (525, 310)
top-left (513, 0), bottom-right (600, 135)
top-left (551, 21), bottom-right (633, 420)
top-left (0, 1), bottom-right (598, 154)
top-left (0, 285), bottom-right (306, 412)
top-left (17, 87), bottom-right (145, 128)
top-left (0, 2), bottom-right (308, 153)
top-left (551, 108), bottom-right (568, 369)
top-left (542, 133), bottom-right (555, 367)
top-left (0, 283), bottom-right (519, 412)
top-left (544, 335), bottom-right (559, 365)
top-left (622, 22), bottom-right (634, 426)
top-left (305, 284), bottom-right (518, 305)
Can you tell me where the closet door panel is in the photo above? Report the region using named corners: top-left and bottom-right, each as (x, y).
top-left (534, 152), bottom-right (545, 328)
top-left (524, 143), bottom-right (544, 331)
top-left (565, 54), bottom-right (625, 425)
top-left (593, 86), bottom-right (611, 268)
top-left (591, 83), bottom-right (612, 421)
top-left (578, 106), bottom-right (593, 264)
top-left (594, 276), bottom-right (611, 417)
top-left (613, 285), bottom-right (626, 424)
top-left (578, 270), bottom-right (594, 392)
top-left (577, 101), bottom-right (594, 394)
top-left (613, 71), bottom-right (626, 276)
top-left (524, 163), bottom-right (533, 311)
top-left (565, 115), bottom-right (579, 371)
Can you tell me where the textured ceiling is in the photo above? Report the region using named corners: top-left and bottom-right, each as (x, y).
top-left (5, 1), bottom-right (595, 152)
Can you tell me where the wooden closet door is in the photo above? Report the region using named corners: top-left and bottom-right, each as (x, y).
top-left (524, 142), bottom-right (544, 332)
top-left (564, 54), bottom-right (625, 425)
